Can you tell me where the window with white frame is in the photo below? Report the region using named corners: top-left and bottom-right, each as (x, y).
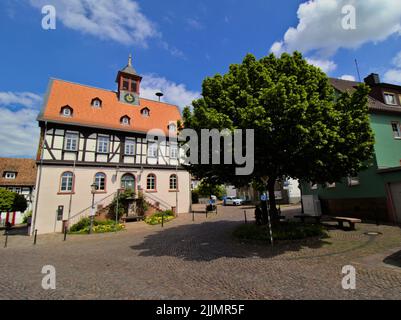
top-left (121, 116), bottom-right (130, 126)
top-left (4, 172), bottom-right (16, 179)
top-left (64, 132), bottom-right (78, 151)
top-left (60, 172), bottom-right (74, 192)
top-left (169, 174), bottom-right (178, 190)
top-left (94, 173), bottom-right (106, 191)
top-left (8, 187), bottom-right (21, 193)
top-left (125, 138), bottom-right (135, 156)
top-left (384, 93), bottom-right (397, 105)
top-left (91, 98), bottom-right (102, 108)
top-left (147, 174), bottom-right (156, 190)
top-left (170, 143), bottom-right (178, 159)
top-left (61, 106), bottom-right (73, 117)
top-left (97, 135), bottom-right (109, 153)
top-left (147, 142), bottom-right (158, 158)
top-left (348, 176), bottom-right (360, 186)
top-left (391, 122), bottom-right (401, 139)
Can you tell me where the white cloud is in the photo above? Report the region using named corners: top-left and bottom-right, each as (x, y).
top-left (383, 69), bottom-right (401, 84)
top-left (383, 51), bottom-right (401, 84)
top-left (270, 0), bottom-right (401, 57)
top-left (306, 58), bottom-right (337, 73)
top-left (140, 74), bottom-right (200, 109)
top-left (29, 0), bottom-right (159, 47)
top-left (392, 51), bottom-right (401, 68)
top-left (340, 74), bottom-right (356, 81)
top-left (0, 92), bottom-right (42, 157)
top-left (0, 92), bottom-right (42, 109)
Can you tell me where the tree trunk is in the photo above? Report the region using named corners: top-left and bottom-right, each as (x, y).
top-left (267, 178), bottom-right (279, 221)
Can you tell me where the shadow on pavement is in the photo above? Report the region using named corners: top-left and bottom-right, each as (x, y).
top-left (1, 225), bottom-right (29, 236)
top-left (130, 220), bottom-right (327, 262)
top-left (383, 250), bottom-right (401, 268)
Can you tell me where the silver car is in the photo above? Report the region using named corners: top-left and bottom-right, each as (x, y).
top-left (224, 196), bottom-right (243, 206)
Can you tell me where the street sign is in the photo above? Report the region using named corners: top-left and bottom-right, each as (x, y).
top-left (260, 194), bottom-right (267, 202)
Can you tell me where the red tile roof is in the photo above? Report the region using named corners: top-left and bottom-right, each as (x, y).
top-left (0, 158), bottom-right (37, 187)
top-left (38, 79), bottom-right (181, 134)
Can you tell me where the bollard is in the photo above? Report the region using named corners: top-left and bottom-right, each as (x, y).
top-left (4, 231), bottom-right (8, 248)
top-left (206, 210), bottom-right (208, 219)
top-left (192, 210), bottom-right (195, 222)
top-left (63, 226), bottom-right (67, 241)
top-left (216, 206), bottom-right (218, 215)
top-left (33, 229), bottom-right (38, 245)
top-left (244, 210), bottom-right (248, 224)
top-left (161, 214), bottom-right (164, 228)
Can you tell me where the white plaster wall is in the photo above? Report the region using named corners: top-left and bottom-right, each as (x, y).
top-left (32, 165), bottom-right (191, 234)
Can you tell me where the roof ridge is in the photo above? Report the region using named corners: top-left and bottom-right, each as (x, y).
top-left (50, 77), bottom-right (181, 109)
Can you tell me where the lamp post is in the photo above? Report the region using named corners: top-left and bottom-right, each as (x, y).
top-left (89, 183), bottom-right (97, 234)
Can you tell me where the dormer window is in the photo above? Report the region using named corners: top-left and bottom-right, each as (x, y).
top-left (168, 123), bottom-right (177, 132)
top-left (384, 92), bottom-right (397, 105)
top-left (141, 108), bottom-right (150, 117)
top-left (121, 116), bottom-right (131, 126)
top-left (91, 98), bottom-right (102, 108)
top-left (4, 172), bottom-right (16, 179)
top-left (61, 106), bottom-right (73, 117)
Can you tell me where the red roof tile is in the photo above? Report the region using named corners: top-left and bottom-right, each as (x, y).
top-left (38, 79), bottom-right (181, 134)
top-left (0, 158), bottom-right (37, 187)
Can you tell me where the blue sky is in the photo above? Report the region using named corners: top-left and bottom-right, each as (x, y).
top-left (1, 0), bottom-right (401, 158)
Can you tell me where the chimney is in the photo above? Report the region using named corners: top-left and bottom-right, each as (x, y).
top-left (364, 73), bottom-right (380, 86)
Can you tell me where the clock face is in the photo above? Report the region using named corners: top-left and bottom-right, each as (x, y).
top-left (124, 93), bottom-right (135, 103)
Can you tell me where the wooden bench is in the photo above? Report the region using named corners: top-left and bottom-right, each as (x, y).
top-left (294, 214), bottom-right (321, 224)
top-left (332, 217), bottom-right (361, 230)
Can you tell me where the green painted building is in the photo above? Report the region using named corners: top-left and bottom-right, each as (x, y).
top-left (301, 74), bottom-right (401, 224)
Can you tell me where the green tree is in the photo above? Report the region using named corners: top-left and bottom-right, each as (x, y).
top-left (0, 189), bottom-right (28, 212)
top-left (194, 181), bottom-right (227, 199)
top-left (183, 52), bottom-right (374, 220)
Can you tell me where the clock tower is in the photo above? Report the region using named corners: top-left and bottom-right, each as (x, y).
top-left (116, 54), bottom-right (142, 106)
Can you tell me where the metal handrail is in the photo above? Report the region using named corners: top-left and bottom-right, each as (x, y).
top-left (144, 192), bottom-right (171, 211)
top-left (68, 191), bottom-right (117, 225)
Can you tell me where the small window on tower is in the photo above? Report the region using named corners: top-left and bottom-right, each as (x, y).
top-left (131, 80), bottom-right (137, 92)
top-left (122, 79), bottom-right (129, 91)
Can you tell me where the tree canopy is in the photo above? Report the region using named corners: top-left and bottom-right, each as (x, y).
top-left (182, 52), bottom-right (374, 216)
top-left (0, 189), bottom-right (28, 213)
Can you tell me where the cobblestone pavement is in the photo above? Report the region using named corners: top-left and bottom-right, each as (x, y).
top-left (1, 204), bottom-right (401, 300)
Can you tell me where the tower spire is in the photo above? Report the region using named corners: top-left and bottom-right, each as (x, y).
top-left (128, 54), bottom-right (132, 67)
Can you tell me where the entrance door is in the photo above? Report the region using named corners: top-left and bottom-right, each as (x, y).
top-left (390, 182), bottom-right (401, 223)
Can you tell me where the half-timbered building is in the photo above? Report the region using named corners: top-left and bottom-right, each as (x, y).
top-left (32, 56), bottom-right (191, 234)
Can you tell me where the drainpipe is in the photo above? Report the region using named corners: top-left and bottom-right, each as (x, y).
top-left (31, 121), bottom-right (47, 236)
top-left (66, 159), bottom-right (76, 229)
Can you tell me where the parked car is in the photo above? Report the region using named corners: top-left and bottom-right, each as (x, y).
top-left (224, 196), bottom-right (243, 206)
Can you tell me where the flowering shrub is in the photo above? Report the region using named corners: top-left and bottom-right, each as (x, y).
top-left (69, 218), bottom-right (125, 234)
top-left (145, 210), bottom-right (175, 225)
